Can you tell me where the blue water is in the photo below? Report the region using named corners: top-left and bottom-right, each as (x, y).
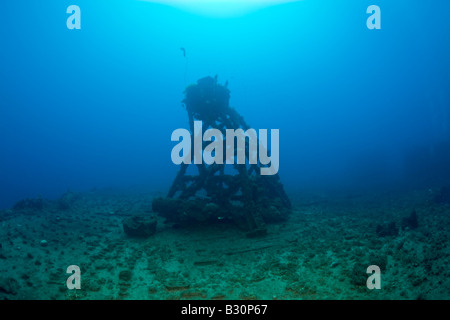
top-left (1, 0), bottom-right (449, 209)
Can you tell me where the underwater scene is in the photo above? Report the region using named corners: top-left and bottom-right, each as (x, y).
top-left (0, 0), bottom-right (449, 301)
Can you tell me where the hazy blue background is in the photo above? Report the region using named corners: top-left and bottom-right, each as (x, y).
top-left (1, 0), bottom-right (449, 209)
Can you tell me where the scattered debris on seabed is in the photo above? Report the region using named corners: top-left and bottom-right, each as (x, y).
top-left (0, 188), bottom-right (449, 300)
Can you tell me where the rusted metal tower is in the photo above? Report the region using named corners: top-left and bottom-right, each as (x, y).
top-left (152, 76), bottom-right (291, 237)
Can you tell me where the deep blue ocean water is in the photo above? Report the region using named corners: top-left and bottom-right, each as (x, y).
top-left (1, 0), bottom-right (449, 209)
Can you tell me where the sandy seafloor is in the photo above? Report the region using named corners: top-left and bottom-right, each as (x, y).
top-left (0, 187), bottom-right (448, 300)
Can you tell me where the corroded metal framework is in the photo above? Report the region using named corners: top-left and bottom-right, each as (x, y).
top-left (152, 76), bottom-right (291, 236)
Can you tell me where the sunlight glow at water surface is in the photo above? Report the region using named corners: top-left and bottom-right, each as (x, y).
top-left (140, 0), bottom-right (301, 17)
